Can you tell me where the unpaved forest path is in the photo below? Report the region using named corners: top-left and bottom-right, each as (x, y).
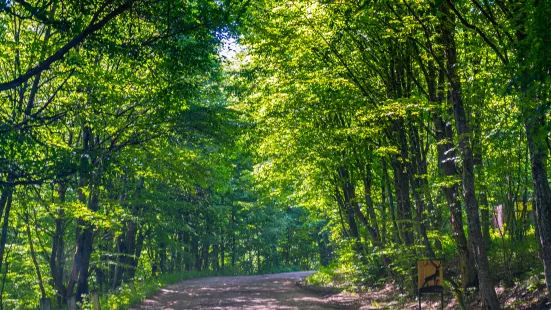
top-left (129, 271), bottom-right (359, 309)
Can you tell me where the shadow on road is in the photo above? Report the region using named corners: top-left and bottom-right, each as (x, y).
top-left (130, 271), bottom-right (358, 310)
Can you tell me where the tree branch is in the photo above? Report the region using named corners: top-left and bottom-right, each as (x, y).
top-left (469, 0), bottom-right (514, 42)
top-left (446, 0), bottom-right (508, 65)
top-left (0, 0), bottom-right (135, 91)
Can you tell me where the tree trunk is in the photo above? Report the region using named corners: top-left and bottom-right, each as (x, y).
top-left (339, 165), bottom-right (380, 245)
top-left (123, 220), bottom-right (138, 278)
top-left (174, 232), bottom-right (182, 272)
top-left (0, 186), bottom-right (13, 280)
top-left (479, 185), bottom-right (492, 249)
top-left (525, 112), bottom-right (551, 300)
top-left (231, 205), bottom-right (236, 269)
top-left (50, 184), bottom-right (67, 306)
top-left (69, 218), bottom-right (95, 302)
top-left (193, 234), bottom-right (201, 271)
top-left (361, 163), bottom-right (381, 244)
top-left (126, 228), bottom-right (146, 280)
top-left (112, 233), bottom-right (125, 289)
top-left (472, 108), bottom-right (492, 250)
top-left (335, 167), bottom-right (363, 254)
top-left (424, 56), bottom-right (478, 289)
top-left (25, 212), bottom-right (46, 297)
top-left (382, 158), bottom-right (400, 244)
top-left (440, 4), bottom-right (500, 308)
top-left (67, 126), bottom-right (101, 302)
top-left (159, 243), bottom-right (167, 273)
top-left (118, 178), bottom-right (142, 283)
top-left (213, 243), bottom-right (219, 272)
top-left (390, 120), bottom-right (414, 247)
top-left (202, 219), bottom-right (211, 271)
top-left (220, 229), bottom-right (225, 272)
top-left (432, 113), bottom-right (478, 289)
top-left (408, 123), bottom-right (435, 257)
top-left (184, 214), bottom-right (191, 271)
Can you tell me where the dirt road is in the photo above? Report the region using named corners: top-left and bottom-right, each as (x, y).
top-left (129, 271), bottom-right (358, 310)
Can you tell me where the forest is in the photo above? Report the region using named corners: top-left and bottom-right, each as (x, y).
top-left (0, 0), bottom-right (550, 309)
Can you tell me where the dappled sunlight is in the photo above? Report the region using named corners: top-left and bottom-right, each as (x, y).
top-left (292, 296), bottom-right (324, 302)
top-left (159, 289), bottom-right (182, 294)
top-left (131, 272), bottom-right (351, 309)
top-left (227, 297), bottom-right (278, 303)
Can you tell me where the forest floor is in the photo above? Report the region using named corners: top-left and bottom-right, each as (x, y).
top-left (129, 271), bottom-right (549, 309)
top-left (301, 280), bottom-right (550, 310)
top-left (128, 271), bottom-right (359, 309)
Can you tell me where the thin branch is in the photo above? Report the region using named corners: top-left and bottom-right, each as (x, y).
top-left (446, 0), bottom-right (508, 65)
top-left (0, 0), bottom-right (136, 91)
top-left (469, 0), bottom-right (514, 42)
top-left (11, 0), bottom-right (69, 29)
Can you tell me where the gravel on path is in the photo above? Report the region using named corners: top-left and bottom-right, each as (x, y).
top-left (129, 271), bottom-right (359, 310)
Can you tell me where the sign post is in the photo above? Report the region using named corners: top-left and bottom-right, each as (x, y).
top-left (417, 259), bottom-right (444, 310)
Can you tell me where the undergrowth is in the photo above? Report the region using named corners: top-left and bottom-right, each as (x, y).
top-left (305, 231), bottom-right (548, 309)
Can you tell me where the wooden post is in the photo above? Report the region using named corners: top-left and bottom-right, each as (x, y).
top-left (39, 298), bottom-right (51, 310)
top-left (91, 290), bottom-right (101, 310)
top-left (67, 296), bottom-right (77, 310)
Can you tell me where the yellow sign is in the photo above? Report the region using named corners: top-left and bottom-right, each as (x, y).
top-left (515, 202), bottom-right (532, 219)
top-left (417, 260), bottom-right (443, 293)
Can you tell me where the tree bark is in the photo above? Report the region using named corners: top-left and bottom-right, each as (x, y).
top-left (335, 167), bottom-right (363, 254)
top-left (231, 205), bottom-right (236, 269)
top-left (50, 184), bottom-right (67, 305)
top-left (0, 186), bottom-right (13, 278)
top-left (361, 163), bottom-right (381, 245)
top-left (420, 52), bottom-right (477, 288)
top-left (25, 212), bottom-right (46, 297)
top-left (67, 126), bottom-right (101, 302)
top-left (112, 233), bottom-right (125, 289)
top-left (192, 233), bottom-right (201, 271)
top-left (126, 228), bottom-right (146, 280)
top-left (408, 122), bottom-right (435, 257)
top-left (160, 243), bottom-right (167, 273)
top-left (382, 158), bottom-right (400, 244)
top-left (525, 112), bottom-right (551, 300)
top-left (432, 113), bottom-right (478, 289)
top-left (440, 4), bottom-right (500, 308)
top-left (113, 177), bottom-right (142, 288)
top-left (184, 212), bottom-right (192, 271)
top-left (390, 120), bottom-right (414, 247)
top-left (220, 226), bottom-right (225, 272)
